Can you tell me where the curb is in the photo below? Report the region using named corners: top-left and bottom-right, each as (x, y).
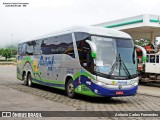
top-left (0, 62), bottom-right (17, 65)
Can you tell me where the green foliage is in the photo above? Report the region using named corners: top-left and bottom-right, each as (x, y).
top-left (1, 49), bottom-right (12, 60)
top-left (0, 45), bottom-right (17, 58)
top-left (11, 49), bottom-right (17, 56)
top-left (134, 38), bottom-right (151, 46)
top-left (0, 48), bottom-right (4, 55)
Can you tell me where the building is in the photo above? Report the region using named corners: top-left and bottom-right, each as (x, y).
top-left (94, 14), bottom-right (160, 44)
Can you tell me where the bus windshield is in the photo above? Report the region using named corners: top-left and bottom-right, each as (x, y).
top-left (91, 36), bottom-right (137, 79)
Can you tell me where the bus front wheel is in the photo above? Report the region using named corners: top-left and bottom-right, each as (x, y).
top-left (66, 79), bottom-right (76, 98)
top-left (23, 74), bottom-right (27, 86)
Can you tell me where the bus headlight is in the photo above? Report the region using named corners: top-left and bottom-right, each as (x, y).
top-left (97, 81), bottom-right (104, 86)
top-left (131, 80), bottom-right (138, 86)
top-left (92, 80), bottom-right (106, 87)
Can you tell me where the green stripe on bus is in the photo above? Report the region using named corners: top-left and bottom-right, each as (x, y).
top-left (42, 80), bottom-right (65, 84)
top-left (73, 71), bottom-right (81, 80)
top-left (73, 71), bottom-right (96, 80)
top-left (25, 57), bottom-right (31, 61)
top-left (32, 80), bottom-right (65, 90)
top-left (32, 77), bottom-right (65, 84)
top-left (75, 84), bottom-right (100, 97)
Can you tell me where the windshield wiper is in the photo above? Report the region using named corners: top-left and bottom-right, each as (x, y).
top-left (118, 54), bottom-right (131, 79)
top-left (108, 54), bottom-right (119, 78)
top-left (108, 53), bottom-right (131, 79)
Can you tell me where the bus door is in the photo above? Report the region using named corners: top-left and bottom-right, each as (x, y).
top-left (78, 41), bottom-right (94, 73)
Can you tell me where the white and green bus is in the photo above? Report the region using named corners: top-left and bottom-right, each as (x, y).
top-left (17, 26), bottom-right (140, 98)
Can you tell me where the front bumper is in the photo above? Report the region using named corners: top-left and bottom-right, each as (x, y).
top-left (74, 75), bottom-right (138, 97)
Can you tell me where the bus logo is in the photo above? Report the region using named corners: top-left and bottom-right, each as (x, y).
top-left (112, 81), bottom-right (116, 85)
top-left (119, 85), bottom-right (122, 89)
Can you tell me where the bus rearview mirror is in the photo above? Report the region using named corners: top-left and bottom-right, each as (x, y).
top-left (86, 40), bottom-right (97, 58)
top-left (91, 52), bottom-right (96, 58)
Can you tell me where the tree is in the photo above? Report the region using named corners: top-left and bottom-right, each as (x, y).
top-left (6, 45), bottom-right (17, 57)
top-left (11, 49), bottom-right (17, 57)
top-left (134, 38), bottom-right (151, 46)
top-left (2, 49), bottom-right (12, 60)
top-left (0, 48), bottom-right (4, 56)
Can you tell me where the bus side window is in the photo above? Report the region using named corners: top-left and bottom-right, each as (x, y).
top-left (34, 40), bottom-right (41, 55)
top-left (62, 34), bottom-right (75, 58)
top-left (18, 44), bottom-right (22, 55)
top-left (26, 41), bottom-right (36, 55)
top-left (156, 55), bottom-right (159, 63)
top-left (40, 34), bottom-right (75, 58)
top-left (21, 43), bottom-right (27, 55)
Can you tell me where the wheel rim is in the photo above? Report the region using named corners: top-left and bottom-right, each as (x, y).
top-left (67, 83), bottom-right (74, 96)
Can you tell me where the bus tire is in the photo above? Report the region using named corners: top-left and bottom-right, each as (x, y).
top-left (66, 79), bottom-right (76, 98)
top-left (23, 74), bottom-right (27, 86)
top-left (27, 73), bottom-right (33, 87)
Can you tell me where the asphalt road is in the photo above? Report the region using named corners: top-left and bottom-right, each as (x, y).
top-left (138, 83), bottom-right (160, 97)
top-left (0, 65), bottom-right (160, 120)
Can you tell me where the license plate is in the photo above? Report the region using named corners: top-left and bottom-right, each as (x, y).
top-left (116, 91), bottom-right (124, 95)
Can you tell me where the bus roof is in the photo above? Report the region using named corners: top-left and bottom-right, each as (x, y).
top-left (19, 26), bottom-right (131, 44)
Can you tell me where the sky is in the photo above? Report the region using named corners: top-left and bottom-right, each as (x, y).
top-left (0, 0), bottom-right (160, 47)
